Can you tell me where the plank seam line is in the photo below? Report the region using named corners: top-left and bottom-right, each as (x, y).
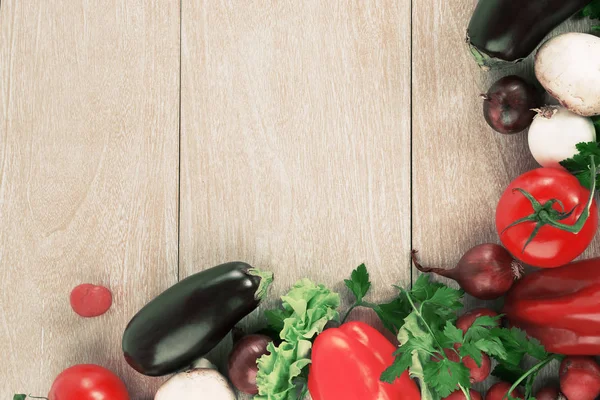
top-left (409, 0), bottom-right (414, 288)
top-left (177, 0), bottom-right (182, 282)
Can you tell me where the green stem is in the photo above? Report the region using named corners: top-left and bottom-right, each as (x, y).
top-left (405, 291), bottom-right (446, 355)
top-left (341, 303), bottom-right (360, 324)
top-left (503, 355), bottom-right (560, 400)
top-left (459, 384), bottom-right (471, 400)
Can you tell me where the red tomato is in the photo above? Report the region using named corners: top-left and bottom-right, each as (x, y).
top-left (48, 364), bottom-right (129, 400)
top-left (496, 168), bottom-right (597, 268)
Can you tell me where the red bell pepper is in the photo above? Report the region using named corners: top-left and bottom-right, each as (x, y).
top-left (308, 321), bottom-right (420, 400)
top-left (504, 257), bottom-right (600, 355)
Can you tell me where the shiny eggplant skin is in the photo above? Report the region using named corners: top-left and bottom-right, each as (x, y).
top-left (122, 262), bottom-right (273, 376)
top-left (467, 0), bottom-right (590, 69)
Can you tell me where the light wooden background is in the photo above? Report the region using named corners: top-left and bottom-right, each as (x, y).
top-left (0, 0), bottom-right (594, 398)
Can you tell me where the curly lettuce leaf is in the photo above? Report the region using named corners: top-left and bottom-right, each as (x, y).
top-left (256, 279), bottom-right (340, 399)
top-left (255, 340), bottom-right (312, 400)
top-left (279, 279), bottom-right (340, 343)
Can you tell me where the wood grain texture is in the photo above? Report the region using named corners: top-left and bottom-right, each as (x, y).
top-left (412, 0), bottom-right (595, 393)
top-left (180, 0), bottom-right (412, 393)
top-left (0, 1), bottom-right (179, 398)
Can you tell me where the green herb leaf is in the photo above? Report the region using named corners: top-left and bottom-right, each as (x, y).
top-left (372, 296), bottom-right (411, 334)
top-left (14, 395), bottom-right (27, 400)
top-left (491, 327), bottom-right (548, 362)
top-left (560, 141), bottom-right (600, 189)
top-left (426, 287), bottom-right (464, 311)
top-left (459, 342), bottom-right (483, 367)
top-left (411, 274), bottom-right (446, 303)
top-left (265, 309), bottom-right (287, 332)
top-left (424, 358), bottom-right (470, 398)
top-left (583, 0), bottom-right (600, 20)
top-left (344, 264), bottom-right (371, 304)
top-left (381, 348), bottom-right (414, 383)
top-left (492, 363), bottom-right (527, 383)
top-left (443, 321), bottom-right (464, 344)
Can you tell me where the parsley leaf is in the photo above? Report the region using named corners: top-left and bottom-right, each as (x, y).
top-left (371, 296), bottom-right (411, 334)
top-left (492, 363), bottom-right (527, 383)
top-left (583, 0), bottom-right (600, 19)
top-left (459, 342), bottom-right (483, 367)
top-left (443, 321), bottom-right (464, 344)
top-left (344, 264), bottom-right (371, 303)
top-left (424, 358), bottom-right (470, 398)
top-left (265, 309), bottom-right (287, 332)
top-left (411, 274), bottom-right (446, 302)
top-left (560, 142), bottom-right (600, 189)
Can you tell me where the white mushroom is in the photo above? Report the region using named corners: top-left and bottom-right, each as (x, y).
top-left (535, 33), bottom-right (600, 117)
top-left (155, 368), bottom-right (236, 400)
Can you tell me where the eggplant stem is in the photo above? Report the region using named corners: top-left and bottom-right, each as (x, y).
top-left (248, 268), bottom-right (274, 301)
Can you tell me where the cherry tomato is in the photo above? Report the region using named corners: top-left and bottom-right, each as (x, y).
top-left (496, 168), bottom-right (597, 268)
top-left (48, 364), bottom-right (129, 400)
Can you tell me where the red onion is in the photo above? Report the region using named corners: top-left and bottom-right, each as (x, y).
top-left (412, 244), bottom-right (523, 300)
top-left (482, 75), bottom-right (541, 134)
top-left (227, 334), bottom-right (271, 394)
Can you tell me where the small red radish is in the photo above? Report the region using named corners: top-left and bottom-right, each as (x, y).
top-left (559, 356), bottom-right (600, 400)
top-left (456, 308), bottom-right (499, 333)
top-left (444, 389), bottom-right (482, 400)
top-left (485, 382), bottom-right (524, 400)
top-left (70, 284), bottom-right (112, 317)
top-left (536, 386), bottom-right (565, 400)
top-left (443, 348), bottom-right (491, 383)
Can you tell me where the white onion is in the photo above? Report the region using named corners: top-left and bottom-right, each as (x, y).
top-left (528, 106), bottom-right (596, 169)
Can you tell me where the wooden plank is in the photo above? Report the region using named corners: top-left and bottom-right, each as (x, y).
top-left (412, 0), bottom-right (594, 394)
top-left (180, 0), bottom-right (412, 388)
top-left (0, 1), bottom-right (179, 398)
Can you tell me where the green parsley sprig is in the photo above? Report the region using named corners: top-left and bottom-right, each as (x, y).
top-left (560, 142), bottom-right (600, 189)
top-left (376, 275), bottom-right (558, 400)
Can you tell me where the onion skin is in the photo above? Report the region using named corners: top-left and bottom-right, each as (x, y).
top-left (227, 334), bottom-right (271, 395)
top-left (482, 76), bottom-right (541, 134)
top-left (412, 244), bottom-right (523, 300)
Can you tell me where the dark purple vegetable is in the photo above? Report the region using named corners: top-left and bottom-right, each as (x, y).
top-left (412, 244), bottom-right (523, 300)
top-left (228, 334), bottom-right (271, 394)
top-left (122, 262), bottom-right (273, 376)
top-left (467, 0), bottom-right (591, 69)
top-left (482, 76), bottom-right (541, 134)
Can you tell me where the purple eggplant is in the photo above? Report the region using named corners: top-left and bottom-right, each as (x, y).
top-left (467, 0), bottom-right (591, 69)
top-left (122, 262), bottom-right (273, 376)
